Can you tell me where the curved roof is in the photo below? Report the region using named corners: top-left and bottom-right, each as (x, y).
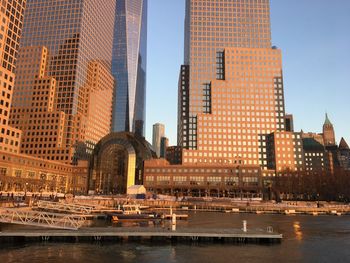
top-left (93, 132), bottom-right (157, 159)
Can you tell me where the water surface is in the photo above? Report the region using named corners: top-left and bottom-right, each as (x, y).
top-left (1, 212), bottom-right (349, 263)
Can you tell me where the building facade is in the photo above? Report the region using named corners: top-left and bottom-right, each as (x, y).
top-left (12, 0), bottom-right (116, 163)
top-left (0, 150), bottom-right (88, 194)
top-left (179, 0), bottom-right (272, 149)
top-left (160, 137), bottom-right (169, 158)
top-left (152, 123), bottom-right (165, 157)
top-left (10, 46), bottom-right (114, 162)
top-left (112, 0), bottom-right (148, 136)
top-left (284, 114), bottom-right (294, 132)
top-left (180, 47), bottom-right (288, 167)
top-left (0, 0), bottom-right (26, 154)
top-left (144, 0), bottom-right (303, 196)
top-left (144, 159), bottom-right (262, 198)
top-left (323, 114), bottom-right (336, 146)
top-left (338, 138), bottom-right (350, 171)
top-left (166, 146), bottom-right (183, 165)
top-left (302, 138), bottom-right (326, 175)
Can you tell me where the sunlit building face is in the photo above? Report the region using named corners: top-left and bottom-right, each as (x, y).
top-left (10, 0), bottom-right (116, 162)
top-left (0, 0), bottom-right (26, 154)
top-left (182, 47), bottom-right (286, 166)
top-left (179, 0), bottom-right (272, 149)
top-left (177, 0), bottom-right (304, 173)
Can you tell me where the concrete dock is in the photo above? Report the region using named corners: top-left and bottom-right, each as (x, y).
top-left (0, 227), bottom-right (282, 244)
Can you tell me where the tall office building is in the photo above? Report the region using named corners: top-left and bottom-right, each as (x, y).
top-left (179, 0), bottom-right (272, 148)
top-left (10, 46), bottom-right (114, 162)
top-left (112, 0), bottom-right (148, 136)
top-left (177, 0), bottom-right (302, 171)
top-left (0, 0), bottom-right (26, 154)
top-left (10, 0), bottom-right (116, 163)
top-left (144, 0), bottom-right (303, 195)
top-left (152, 123), bottom-right (165, 158)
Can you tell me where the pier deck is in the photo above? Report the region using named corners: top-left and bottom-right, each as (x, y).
top-left (0, 227), bottom-right (282, 243)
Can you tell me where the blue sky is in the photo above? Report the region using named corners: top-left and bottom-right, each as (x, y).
top-left (146, 0), bottom-right (350, 146)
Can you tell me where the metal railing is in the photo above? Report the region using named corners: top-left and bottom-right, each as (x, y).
top-left (37, 201), bottom-right (94, 215)
top-left (0, 208), bottom-right (86, 230)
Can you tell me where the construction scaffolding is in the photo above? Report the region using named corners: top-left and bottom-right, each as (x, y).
top-left (0, 208), bottom-right (86, 230)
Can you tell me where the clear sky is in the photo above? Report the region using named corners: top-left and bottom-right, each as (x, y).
top-left (146, 0), bottom-right (350, 146)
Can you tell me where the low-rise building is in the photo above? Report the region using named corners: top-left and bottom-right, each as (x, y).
top-left (144, 159), bottom-right (262, 198)
top-left (0, 150), bottom-right (88, 194)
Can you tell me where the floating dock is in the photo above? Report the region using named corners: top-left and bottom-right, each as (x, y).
top-left (0, 227), bottom-right (282, 244)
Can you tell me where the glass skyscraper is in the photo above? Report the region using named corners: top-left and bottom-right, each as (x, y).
top-left (11, 0), bottom-right (116, 163)
top-left (112, 0), bottom-right (148, 136)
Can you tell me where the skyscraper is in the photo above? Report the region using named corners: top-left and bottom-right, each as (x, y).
top-left (152, 123), bottom-right (165, 158)
top-left (179, 0), bottom-right (272, 148)
top-left (10, 0), bottom-right (116, 163)
top-left (112, 0), bottom-right (148, 136)
top-left (0, 0), bottom-right (26, 154)
top-left (176, 0), bottom-right (305, 174)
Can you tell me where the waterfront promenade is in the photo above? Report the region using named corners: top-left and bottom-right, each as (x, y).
top-left (1, 192), bottom-right (350, 216)
top-left (74, 196), bottom-right (350, 216)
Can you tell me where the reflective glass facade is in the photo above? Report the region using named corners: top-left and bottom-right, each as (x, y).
top-left (0, 0), bottom-right (26, 154)
top-left (14, 0), bottom-right (116, 163)
top-left (112, 0), bottom-right (147, 136)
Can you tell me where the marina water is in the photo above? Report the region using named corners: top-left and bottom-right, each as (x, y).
top-left (0, 212), bottom-right (350, 263)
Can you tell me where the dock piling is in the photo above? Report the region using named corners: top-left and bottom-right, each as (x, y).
top-left (243, 220), bottom-right (247, 233)
top-left (172, 213), bottom-right (177, 231)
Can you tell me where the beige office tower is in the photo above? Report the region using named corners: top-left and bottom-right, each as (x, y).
top-left (182, 47), bottom-right (287, 166)
top-left (10, 0), bottom-right (116, 163)
top-left (10, 47), bottom-right (114, 162)
top-left (179, 0), bottom-right (272, 149)
top-left (0, 0), bottom-right (26, 153)
top-left (178, 0), bottom-right (302, 172)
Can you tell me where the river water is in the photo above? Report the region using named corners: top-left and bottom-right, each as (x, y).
top-left (0, 212), bottom-right (350, 263)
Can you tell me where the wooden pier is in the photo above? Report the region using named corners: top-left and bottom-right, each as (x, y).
top-left (0, 227), bottom-right (282, 244)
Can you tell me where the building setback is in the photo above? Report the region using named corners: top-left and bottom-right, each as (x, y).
top-left (179, 0), bottom-right (272, 149)
top-left (11, 0), bottom-right (116, 163)
top-left (0, 0), bottom-right (88, 194)
top-left (10, 46), bottom-right (114, 162)
top-left (0, 0), bottom-right (25, 154)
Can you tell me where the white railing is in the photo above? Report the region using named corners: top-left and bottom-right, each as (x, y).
top-left (0, 208), bottom-right (86, 230)
top-left (37, 201), bottom-right (93, 215)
